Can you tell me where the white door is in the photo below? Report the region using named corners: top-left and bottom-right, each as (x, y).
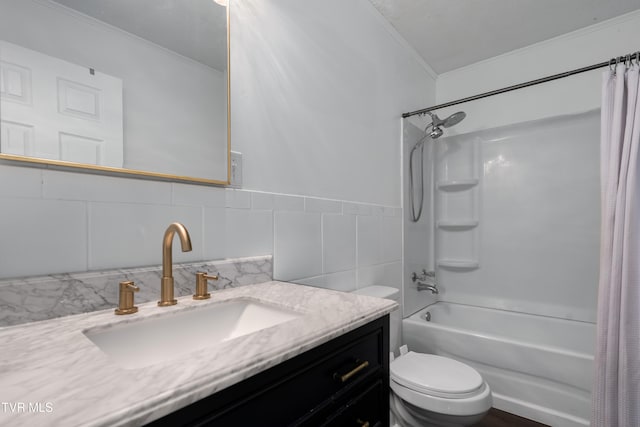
top-left (0, 40), bottom-right (123, 167)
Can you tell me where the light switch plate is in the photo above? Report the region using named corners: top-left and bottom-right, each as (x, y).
top-left (230, 151), bottom-right (243, 188)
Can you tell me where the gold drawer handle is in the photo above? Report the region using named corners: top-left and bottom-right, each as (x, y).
top-left (356, 419), bottom-right (370, 427)
top-left (336, 360), bottom-right (369, 383)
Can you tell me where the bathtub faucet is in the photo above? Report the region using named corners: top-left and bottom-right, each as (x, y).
top-left (417, 282), bottom-right (439, 294)
top-left (412, 269), bottom-right (435, 284)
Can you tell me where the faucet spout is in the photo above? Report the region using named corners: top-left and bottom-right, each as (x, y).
top-left (159, 222), bottom-right (192, 306)
top-left (417, 282), bottom-right (439, 294)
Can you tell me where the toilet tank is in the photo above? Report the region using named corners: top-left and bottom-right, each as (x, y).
top-left (351, 286), bottom-right (401, 353)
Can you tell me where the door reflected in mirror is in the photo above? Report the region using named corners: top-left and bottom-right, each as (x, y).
top-left (0, 0), bottom-right (229, 184)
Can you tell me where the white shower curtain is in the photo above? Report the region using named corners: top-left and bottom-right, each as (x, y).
top-left (593, 61), bottom-right (640, 427)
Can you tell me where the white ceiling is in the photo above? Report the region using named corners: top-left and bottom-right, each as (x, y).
top-left (369, 0), bottom-right (640, 74)
top-left (50, 0), bottom-right (640, 75)
top-left (52, 0), bottom-right (227, 71)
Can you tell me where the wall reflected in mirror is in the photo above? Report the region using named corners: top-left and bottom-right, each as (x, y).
top-left (0, 0), bottom-right (229, 183)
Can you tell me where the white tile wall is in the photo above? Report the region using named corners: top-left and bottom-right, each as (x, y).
top-left (43, 171), bottom-right (172, 204)
top-left (274, 211), bottom-right (322, 280)
top-left (273, 194), bottom-right (304, 211)
top-left (173, 184), bottom-right (226, 207)
top-left (344, 202), bottom-right (373, 216)
top-left (381, 216), bottom-right (402, 262)
top-left (305, 197), bottom-right (342, 214)
top-left (371, 205), bottom-right (385, 216)
top-left (0, 165), bottom-right (41, 199)
top-left (1, 198), bottom-right (87, 278)
top-left (0, 166), bottom-right (403, 296)
top-left (357, 215), bottom-right (382, 267)
top-left (251, 192), bottom-right (275, 210)
top-left (383, 207), bottom-right (396, 217)
top-left (203, 207), bottom-right (226, 260)
top-left (324, 270), bottom-right (357, 292)
top-left (279, 200), bottom-right (403, 294)
top-left (323, 214), bottom-right (356, 274)
top-left (295, 275), bottom-right (326, 287)
top-left (225, 208), bottom-right (273, 258)
top-left (90, 203), bottom-right (203, 270)
top-left (225, 189), bottom-right (251, 209)
top-left (358, 262), bottom-right (402, 290)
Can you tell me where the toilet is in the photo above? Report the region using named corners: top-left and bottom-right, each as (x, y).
top-left (352, 286), bottom-right (492, 427)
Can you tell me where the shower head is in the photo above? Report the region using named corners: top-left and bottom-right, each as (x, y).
top-left (442, 111), bottom-right (466, 128)
top-left (423, 110), bottom-right (466, 139)
top-left (427, 111), bottom-right (466, 128)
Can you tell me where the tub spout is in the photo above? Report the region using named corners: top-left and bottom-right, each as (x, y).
top-left (417, 282), bottom-right (439, 294)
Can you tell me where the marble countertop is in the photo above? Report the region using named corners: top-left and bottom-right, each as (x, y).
top-left (0, 281), bottom-right (397, 427)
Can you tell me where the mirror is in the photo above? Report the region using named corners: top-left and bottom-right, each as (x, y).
top-left (0, 0), bottom-right (229, 185)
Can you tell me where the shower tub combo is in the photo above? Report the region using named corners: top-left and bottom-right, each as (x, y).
top-left (403, 302), bottom-right (595, 427)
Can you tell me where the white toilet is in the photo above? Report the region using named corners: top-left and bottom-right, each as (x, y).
top-left (352, 286), bottom-right (492, 427)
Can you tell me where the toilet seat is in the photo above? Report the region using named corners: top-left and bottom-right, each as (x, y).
top-left (390, 352), bottom-right (492, 417)
top-left (391, 352), bottom-right (483, 398)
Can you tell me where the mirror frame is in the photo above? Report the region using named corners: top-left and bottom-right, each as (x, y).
top-left (0, 3), bottom-right (231, 186)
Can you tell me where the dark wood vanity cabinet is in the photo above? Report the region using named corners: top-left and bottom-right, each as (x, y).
top-left (147, 315), bottom-right (389, 427)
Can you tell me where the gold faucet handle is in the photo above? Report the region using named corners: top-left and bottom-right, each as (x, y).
top-left (194, 272), bottom-right (218, 300)
top-left (115, 281), bottom-right (140, 315)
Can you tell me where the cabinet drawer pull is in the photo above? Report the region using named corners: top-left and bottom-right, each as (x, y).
top-left (356, 419), bottom-right (370, 427)
top-left (335, 360), bottom-right (369, 383)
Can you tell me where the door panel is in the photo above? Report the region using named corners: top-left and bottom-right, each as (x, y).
top-left (0, 40), bottom-right (123, 166)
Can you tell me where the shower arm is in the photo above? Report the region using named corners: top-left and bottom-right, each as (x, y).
top-left (425, 112), bottom-right (440, 127)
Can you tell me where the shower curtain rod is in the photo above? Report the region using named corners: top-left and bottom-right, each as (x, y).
top-left (402, 51), bottom-right (640, 118)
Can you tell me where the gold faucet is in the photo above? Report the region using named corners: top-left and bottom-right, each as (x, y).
top-left (159, 222), bottom-right (192, 306)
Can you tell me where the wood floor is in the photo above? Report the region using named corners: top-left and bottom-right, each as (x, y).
top-left (472, 408), bottom-right (551, 427)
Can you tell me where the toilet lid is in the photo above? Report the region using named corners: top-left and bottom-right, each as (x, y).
top-left (390, 352), bottom-right (483, 398)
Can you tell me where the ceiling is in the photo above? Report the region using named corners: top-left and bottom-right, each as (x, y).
top-left (52, 0), bottom-right (227, 71)
top-left (369, 0), bottom-right (640, 74)
top-left (50, 0), bottom-right (640, 75)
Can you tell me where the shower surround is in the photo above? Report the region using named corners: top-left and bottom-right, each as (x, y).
top-left (402, 109), bottom-right (600, 426)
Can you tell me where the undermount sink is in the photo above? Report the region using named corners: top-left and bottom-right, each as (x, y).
top-left (84, 298), bottom-right (302, 369)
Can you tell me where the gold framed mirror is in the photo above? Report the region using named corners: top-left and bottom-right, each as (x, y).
top-left (0, 0), bottom-right (230, 185)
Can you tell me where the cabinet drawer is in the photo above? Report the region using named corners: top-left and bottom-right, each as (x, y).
top-left (304, 379), bottom-right (386, 427)
top-left (326, 380), bottom-right (386, 427)
top-left (309, 328), bottom-right (383, 397)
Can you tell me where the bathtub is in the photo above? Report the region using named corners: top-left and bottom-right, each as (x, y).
top-left (403, 302), bottom-right (595, 427)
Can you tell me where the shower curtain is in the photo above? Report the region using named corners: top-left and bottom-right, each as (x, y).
top-left (593, 60), bottom-right (640, 427)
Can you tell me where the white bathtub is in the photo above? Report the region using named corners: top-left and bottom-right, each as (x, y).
top-left (403, 302), bottom-right (595, 427)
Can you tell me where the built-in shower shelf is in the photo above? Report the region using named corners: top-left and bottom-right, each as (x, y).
top-left (437, 179), bottom-right (479, 191)
top-left (437, 259), bottom-right (479, 270)
top-left (437, 220), bottom-right (479, 230)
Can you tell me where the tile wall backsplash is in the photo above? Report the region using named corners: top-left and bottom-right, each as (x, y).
top-left (323, 214), bottom-right (356, 274)
top-left (278, 199), bottom-right (403, 294)
top-left (0, 164), bottom-right (403, 323)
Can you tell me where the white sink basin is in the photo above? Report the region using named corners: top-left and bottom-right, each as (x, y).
top-left (84, 298), bottom-right (301, 369)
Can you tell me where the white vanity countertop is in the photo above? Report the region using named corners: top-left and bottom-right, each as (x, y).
top-left (0, 281), bottom-right (397, 427)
